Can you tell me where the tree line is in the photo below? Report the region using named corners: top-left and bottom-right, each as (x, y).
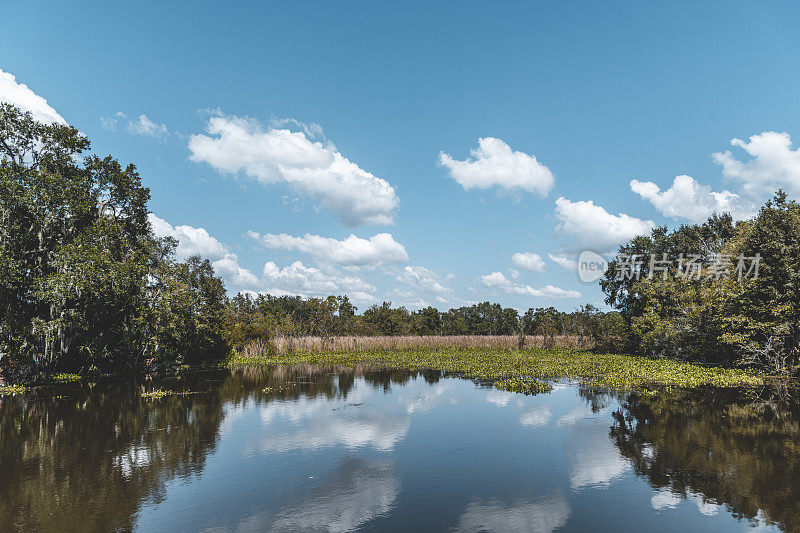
top-left (225, 293), bottom-right (625, 346)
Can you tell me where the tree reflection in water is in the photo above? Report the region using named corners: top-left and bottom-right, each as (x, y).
top-left (610, 386), bottom-right (800, 531)
top-left (1, 367), bottom-right (799, 532)
top-left (0, 365), bottom-right (441, 531)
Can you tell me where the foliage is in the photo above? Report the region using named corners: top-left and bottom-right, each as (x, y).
top-left (0, 104), bottom-right (228, 382)
top-left (602, 194), bottom-right (800, 374)
top-left (224, 294), bottom-right (625, 351)
top-left (718, 191), bottom-right (800, 373)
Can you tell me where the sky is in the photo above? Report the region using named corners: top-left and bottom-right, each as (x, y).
top-left (3, 1), bottom-right (800, 312)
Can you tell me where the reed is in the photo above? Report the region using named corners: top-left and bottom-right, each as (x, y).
top-left (236, 334), bottom-right (592, 358)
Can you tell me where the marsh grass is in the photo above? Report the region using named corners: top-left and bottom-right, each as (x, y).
top-left (229, 346), bottom-right (765, 391)
top-left (234, 335), bottom-right (591, 359)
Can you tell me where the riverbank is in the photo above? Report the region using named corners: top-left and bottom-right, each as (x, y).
top-left (228, 347), bottom-right (765, 392)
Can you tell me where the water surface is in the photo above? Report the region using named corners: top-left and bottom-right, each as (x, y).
top-left (0, 366), bottom-right (795, 532)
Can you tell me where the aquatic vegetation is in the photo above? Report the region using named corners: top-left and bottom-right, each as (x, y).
top-left (229, 347), bottom-right (765, 392)
top-left (141, 389), bottom-right (171, 399)
top-left (262, 381), bottom-right (300, 393)
top-left (39, 373), bottom-right (81, 384)
top-left (495, 377), bottom-right (553, 395)
top-left (0, 384), bottom-right (26, 395)
top-left (140, 388), bottom-right (202, 399)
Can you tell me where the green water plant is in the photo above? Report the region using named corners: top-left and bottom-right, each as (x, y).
top-left (229, 347), bottom-right (765, 392)
top-left (495, 377), bottom-right (553, 395)
top-left (0, 384), bottom-right (26, 395)
top-left (141, 389), bottom-right (170, 399)
top-left (39, 373), bottom-right (81, 384)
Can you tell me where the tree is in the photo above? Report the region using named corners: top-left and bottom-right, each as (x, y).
top-left (0, 104), bottom-right (156, 379)
top-left (719, 191), bottom-right (800, 373)
top-left (0, 104), bottom-right (229, 382)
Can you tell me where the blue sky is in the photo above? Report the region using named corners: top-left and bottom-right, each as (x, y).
top-left (3, 1), bottom-right (800, 311)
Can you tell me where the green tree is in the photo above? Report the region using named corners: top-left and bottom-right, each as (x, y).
top-left (719, 191), bottom-right (800, 372)
top-left (0, 104), bottom-right (229, 382)
top-left (0, 104), bottom-right (155, 379)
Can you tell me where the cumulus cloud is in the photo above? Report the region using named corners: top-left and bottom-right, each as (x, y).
top-left (0, 69), bottom-right (66, 124)
top-left (713, 131), bottom-right (800, 198)
top-left (630, 175), bottom-right (754, 223)
top-left (261, 260), bottom-right (375, 295)
top-left (511, 252), bottom-right (546, 273)
top-left (548, 253), bottom-right (577, 271)
top-left (149, 214), bottom-right (376, 303)
top-left (188, 114), bottom-right (399, 227)
top-left (439, 137), bottom-right (555, 195)
top-left (149, 214), bottom-right (228, 261)
top-left (554, 197), bottom-right (655, 254)
top-left (248, 231), bottom-right (408, 266)
top-left (479, 271), bottom-right (581, 298)
top-left (396, 266), bottom-right (450, 295)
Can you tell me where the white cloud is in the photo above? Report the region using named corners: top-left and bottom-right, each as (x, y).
top-left (396, 266), bottom-right (449, 295)
top-left (188, 114), bottom-right (399, 227)
top-left (439, 137), bottom-right (555, 195)
top-left (511, 252), bottom-right (546, 273)
top-left (100, 112), bottom-right (125, 130)
top-left (554, 197), bottom-right (655, 254)
top-left (630, 175), bottom-right (754, 223)
top-left (148, 214), bottom-right (228, 261)
top-left (479, 271), bottom-right (581, 298)
top-left (548, 253), bottom-right (577, 271)
top-left (248, 231), bottom-right (408, 266)
top-left (101, 112), bottom-right (169, 139)
top-left (211, 255), bottom-right (262, 289)
top-left (128, 114), bottom-right (168, 138)
top-left (0, 69), bottom-right (66, 124)
top-left (261, 260), bottom-right (375, 296)
top-left (713, 131), bottom-right (800, 198)
top-left (149, 214), bottom-right (376, 303)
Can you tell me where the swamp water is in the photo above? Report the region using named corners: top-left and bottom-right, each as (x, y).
top-left (0, 366), bottom-right (797, 532)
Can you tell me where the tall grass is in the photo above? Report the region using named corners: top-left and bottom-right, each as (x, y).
top-left (233, 334), bottom-right (593, 359)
